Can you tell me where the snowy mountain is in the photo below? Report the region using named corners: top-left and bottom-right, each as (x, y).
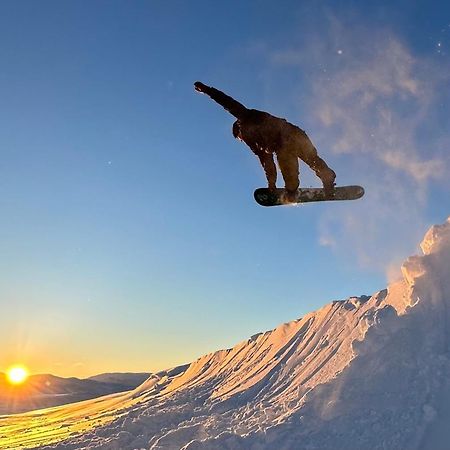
top-left (87, 373), bottom-right (150, 386)
top-left (1, 217), bottom-right (450, 450)
top-left (0, 373), bottom-right (150, 415)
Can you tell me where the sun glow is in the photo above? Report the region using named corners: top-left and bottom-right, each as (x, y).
top-left (6, 365), bottom-right (29, 385)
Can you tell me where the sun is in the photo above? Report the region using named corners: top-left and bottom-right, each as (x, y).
top-left (6, 365), bottom-right (29, 385)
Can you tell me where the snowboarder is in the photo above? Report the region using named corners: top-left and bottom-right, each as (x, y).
top-left (194, 81), bottom-right (336, 200)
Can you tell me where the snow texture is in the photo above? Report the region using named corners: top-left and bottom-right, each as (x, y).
top-left (2, 217), bottom-right (450, 450)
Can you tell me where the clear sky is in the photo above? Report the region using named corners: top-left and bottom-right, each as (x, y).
top-left (1, 0), bottom-right (449, 378)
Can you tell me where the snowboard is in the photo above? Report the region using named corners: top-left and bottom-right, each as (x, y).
top-left (254, 185), bottom-right (365, 207)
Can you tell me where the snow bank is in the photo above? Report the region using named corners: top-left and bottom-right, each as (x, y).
top-left (2, 217), bottom-right (450, 450)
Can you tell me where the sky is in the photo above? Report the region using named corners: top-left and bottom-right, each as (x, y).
top-left (0, 0), bottom-right (449, 378)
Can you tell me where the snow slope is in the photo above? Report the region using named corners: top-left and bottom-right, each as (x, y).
top-left (2, 217), bottom-right (450, 450)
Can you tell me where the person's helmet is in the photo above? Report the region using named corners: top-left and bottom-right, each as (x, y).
top-left (232, 121), bottom-right (242, 140)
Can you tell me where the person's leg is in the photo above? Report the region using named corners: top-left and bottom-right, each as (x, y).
top-left (294, 133), bottom-right (336, 194)
top-left (307, 154), bottom-right (336, 195)
top-left (277, 149), bottom-right (299, 199)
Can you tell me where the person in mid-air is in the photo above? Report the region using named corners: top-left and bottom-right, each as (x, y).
top-left (194, 81), bottom-right (336, 199)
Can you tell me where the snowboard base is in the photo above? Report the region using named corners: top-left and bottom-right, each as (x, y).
top-left (254, 186), bottom-right (365, 207)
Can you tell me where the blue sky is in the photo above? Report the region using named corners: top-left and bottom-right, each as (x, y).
top-left (1, 0), bottom-right (449, 377)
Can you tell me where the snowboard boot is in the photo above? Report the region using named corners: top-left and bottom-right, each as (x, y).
top-left (284, 189), bottom-right (298, 203)
top-left (319, 167), bottom-right (336, 196)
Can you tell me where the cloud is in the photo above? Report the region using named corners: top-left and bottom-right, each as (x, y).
top-left (269, 16), bottom-right (450, 274)
top-left (274, 31), bottom-right (448, 182)
top-left (318, 234), bottom-right (336, 248)
top-left (72, 362), bottom-right (85, 368)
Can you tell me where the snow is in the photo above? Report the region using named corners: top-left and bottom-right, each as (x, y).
top-left (2, 217), bottom-right (450, 450)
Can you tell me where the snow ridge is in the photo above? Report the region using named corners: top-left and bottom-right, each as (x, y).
top-left (2, 217), bottom-right (450, 450)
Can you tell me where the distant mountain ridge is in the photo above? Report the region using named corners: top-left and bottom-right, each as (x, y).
top-left (87, 372), bottom-right (150, 385)
top-left (0, 372), bottom-right (150, 414)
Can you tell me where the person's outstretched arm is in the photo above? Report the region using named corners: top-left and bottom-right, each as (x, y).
top-left (194, 82), bottom-right (248, 119)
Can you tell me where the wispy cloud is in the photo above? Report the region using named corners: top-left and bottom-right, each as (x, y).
top-left (270, 16), bottom-right (450, 274)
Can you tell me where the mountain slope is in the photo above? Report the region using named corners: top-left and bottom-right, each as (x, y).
top-left (1, 217), bottom-right (450, 450)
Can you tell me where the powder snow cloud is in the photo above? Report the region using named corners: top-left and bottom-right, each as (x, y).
top-left (269, 16), bottom-right (450, 274)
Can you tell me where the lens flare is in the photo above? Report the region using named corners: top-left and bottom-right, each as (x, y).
top-left (6, 365), bottom-right (29, 385)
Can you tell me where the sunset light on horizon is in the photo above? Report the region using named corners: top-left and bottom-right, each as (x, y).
top-left (6, 365), bottom-right (29, 385)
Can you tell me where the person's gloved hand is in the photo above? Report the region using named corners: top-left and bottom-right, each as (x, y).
top-left (194, 81), bottom-right (207, 93)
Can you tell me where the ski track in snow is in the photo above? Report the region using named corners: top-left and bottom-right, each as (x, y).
top-left (2, 217), bottom-right (450, 450)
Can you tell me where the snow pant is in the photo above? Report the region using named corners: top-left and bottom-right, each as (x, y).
top-left (276, 131), bottom-right (332, 192)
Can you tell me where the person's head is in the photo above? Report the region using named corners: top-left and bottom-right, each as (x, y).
top-left (232, 120), bottom-right (243, 141)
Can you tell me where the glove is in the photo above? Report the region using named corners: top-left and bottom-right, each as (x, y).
top-left (194, 81), bottom-right (208, 93)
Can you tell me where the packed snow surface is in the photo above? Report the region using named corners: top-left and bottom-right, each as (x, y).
top-left (2, 217), bottom-right (450, 450)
